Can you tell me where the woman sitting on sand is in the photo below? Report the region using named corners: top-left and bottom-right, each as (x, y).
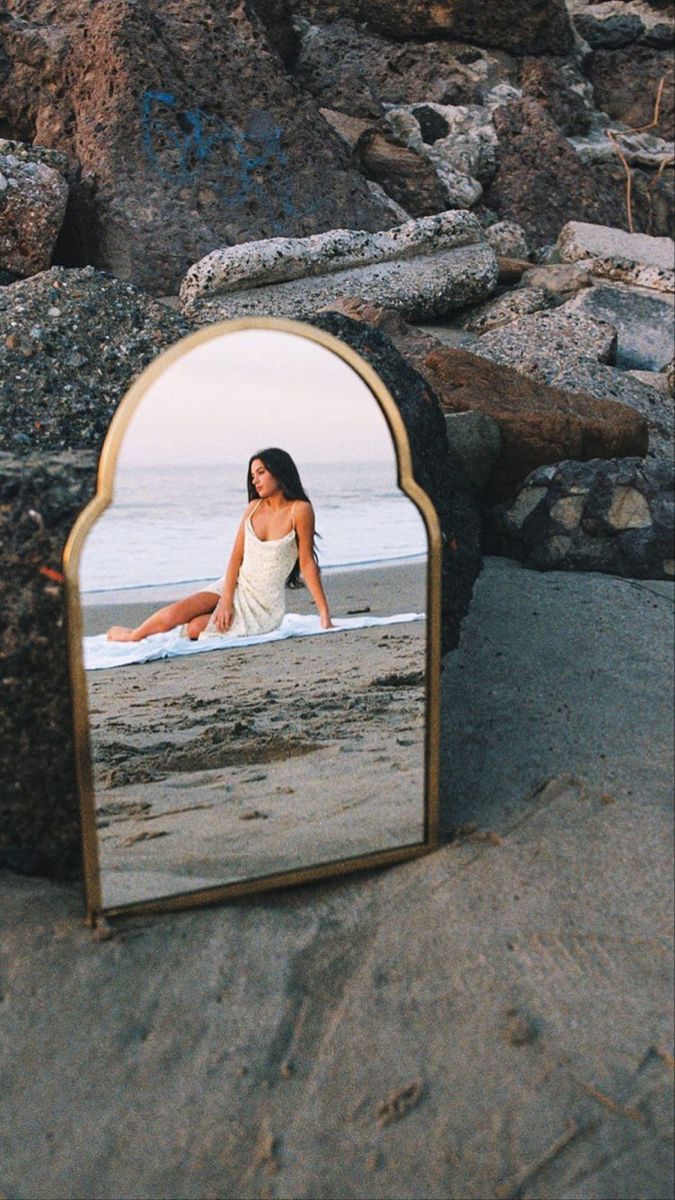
top-left (107, 448), bottom-right (334, 643)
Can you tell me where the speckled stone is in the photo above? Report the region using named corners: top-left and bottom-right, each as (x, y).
top-left (475, 308), bottom-right (619, 368)
top-left (557, 222), bottom-right (675, 294)
top-left (562, 284), bottom-right (675, 372)
top-left (0, 154), bottom-right (68, 276)
top-left (180, 210), bottom-right (487, 307)
top-left (0, 267), bottom-right (192, 454)
top-left (461, 286), bottom-right (557, 335)
top-left (184, 243), bottom-right (498, 324)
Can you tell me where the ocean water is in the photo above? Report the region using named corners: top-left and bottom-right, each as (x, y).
top-left (80, 461), bottom-right (429, 594)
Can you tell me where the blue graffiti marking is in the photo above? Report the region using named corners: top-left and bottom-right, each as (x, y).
top-left (140, 90), bottom-right (296, 218)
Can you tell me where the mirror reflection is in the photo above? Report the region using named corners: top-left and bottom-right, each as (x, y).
top-left (78, 327), bottom-right (431, 911)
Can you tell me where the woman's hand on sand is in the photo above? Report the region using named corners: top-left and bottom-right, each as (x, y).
top-left (214, 599), bottom-right (234, 632)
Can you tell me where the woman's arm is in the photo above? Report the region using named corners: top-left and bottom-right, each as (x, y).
top-left (295, 503), bottom-right (334, 629)
top-left (213, 502), bottom-right (254, 631)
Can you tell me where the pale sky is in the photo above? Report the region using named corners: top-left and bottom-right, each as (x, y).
top-left (118, 328), bottom-right (399, 467)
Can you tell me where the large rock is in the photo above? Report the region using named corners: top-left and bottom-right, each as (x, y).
top-left (294, 19), bottom-right (481, 118)
top-left (0, 0), bottom-right (392, 294)
top-left (444, 410), bottom-right (501, 489)
top-left (588, 45), bottom-right (675, 140)
top-left (179, 212), bottom-right (498, 323)
top-left (423, 348), bottom-right (648, 502)
top-left (486, 98), bottom-right (618, 246)
top-left (323, 300), bottom-right (648, 501)
top-left (562, 283), bottom-right (675, 371)
top-left (289, 0), bottom-right (574, 55)
top-left (557, 221), bottom-right (675, 293)
top-left (487, 457), bottom-right (674, 581)
top-left (0, 152), bottom-right (68, 276)
top-left (309, 312), bottom-right (482, 656)
top-left (0, 453), bottom-right (97, 878)
top-left (0, 267), bottom-right (192, 454)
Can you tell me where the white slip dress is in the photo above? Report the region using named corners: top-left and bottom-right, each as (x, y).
top-left (200, 501), bottom-right (299, 639)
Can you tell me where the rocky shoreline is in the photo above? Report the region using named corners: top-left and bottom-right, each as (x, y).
top-left (0, 3), bottom-right (673, 1195)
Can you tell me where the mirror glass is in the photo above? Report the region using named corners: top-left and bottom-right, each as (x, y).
top-left (72, 324), bottom-right (438, 915)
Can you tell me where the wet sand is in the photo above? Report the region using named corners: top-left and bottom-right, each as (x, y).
top-left (83, 560), bottom-right (428, 909)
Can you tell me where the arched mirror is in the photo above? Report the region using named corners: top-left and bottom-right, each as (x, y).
top-left (64, 319), bottom-right (441, 921)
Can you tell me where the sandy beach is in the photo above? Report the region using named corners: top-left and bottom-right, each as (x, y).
top-left (82, 559), bottom-right (429, 909)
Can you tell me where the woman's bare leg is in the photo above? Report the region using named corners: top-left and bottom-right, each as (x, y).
top-left (185, 612), bottom-right (214, 640)
top-left (107, 591), bottom-right (220, 642)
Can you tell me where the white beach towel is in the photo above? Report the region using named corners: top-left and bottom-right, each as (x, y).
top-left (84, 611), bottom-right (425, 671)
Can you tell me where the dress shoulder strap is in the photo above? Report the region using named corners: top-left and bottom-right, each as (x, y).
top-left (291, 502), bottom-right (297, 530)
top-left (250, 498), bottom-right (263, 516)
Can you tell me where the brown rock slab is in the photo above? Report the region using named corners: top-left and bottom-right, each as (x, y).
top-left (0, 0), bottom-right (392, 294)
top-left (486, 98), bottom-right (618, 247)
top-left (353, 130), bottom-right (447, 216)
top-left (325, 300), bottom-right (648, 501)
top-left (422, 347), bottom-right (648, 501)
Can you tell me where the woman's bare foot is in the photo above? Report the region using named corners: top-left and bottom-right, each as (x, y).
top-left (106, 626), bottom-right (138, 642)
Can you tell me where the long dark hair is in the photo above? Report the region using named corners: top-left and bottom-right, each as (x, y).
top-left (247, 448), bottom-right (319, 587)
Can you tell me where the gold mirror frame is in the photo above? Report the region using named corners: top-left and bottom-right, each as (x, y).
top-left (64, 317), bottom-right (441, 923)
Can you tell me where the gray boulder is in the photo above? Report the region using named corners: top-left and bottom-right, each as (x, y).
top-left (487, 457), bottom-right (674, 580)
top-left (288, 0), bottom-right (575, 55)
top-left (573, 9), bottom-right (645, 48)
top-left (562, 284), bottom-right (675, 371)
top-left (475, 309), bottom-right (619, 368)
top-left (294, 19), bottom-right (481, 118)
top-left (384, 103), bottom-right (498, 187)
